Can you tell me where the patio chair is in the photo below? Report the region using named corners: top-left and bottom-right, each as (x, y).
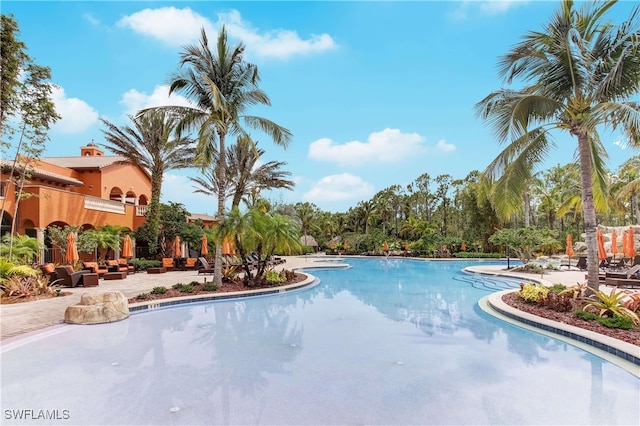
top-left (54, 265), bottom-right (92, 288)
top-left (38, 263), bottom-right (58, 284)
top-left (197, 257), bottom-right (215, 275)
top-left (82, 261), bottom-right (108, 277)
top-left (118, 258), bottom-right (135, 274)
top-left (575, 256), bottom-right (587, 271)
top-left (184, 257), bottom-right (198, 270)
top-left (161, 258), bottom-right (175, 271)
top-left (107, 260), bottom-right (129, 273)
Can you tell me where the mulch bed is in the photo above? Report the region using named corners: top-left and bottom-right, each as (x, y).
top-left (502, 292), bottom-right (640, 346)
top-left (1, 291), bottom-right (73, 305)
top-left (128, 272), bottom-right (307, 304)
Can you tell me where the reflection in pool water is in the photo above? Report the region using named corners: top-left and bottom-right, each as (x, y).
top-left (1, 258), bottom-right (638, 425)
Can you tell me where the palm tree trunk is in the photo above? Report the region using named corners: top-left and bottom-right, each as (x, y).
top-left (213, 132), bottom-right (226, 286)
top-left (523, 190), bottom-right (531, 227)
top-left (576, 133), bottom-right (599, 293)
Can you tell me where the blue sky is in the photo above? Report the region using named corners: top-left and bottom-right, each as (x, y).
top-left (3, 0), bottom-right (638, 215)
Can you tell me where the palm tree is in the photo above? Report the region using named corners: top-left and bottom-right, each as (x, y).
top-left (101, 109), bottom-right (195, 253)
top-left (614, 155), bottom-right (640, 223)
top-left (167, 26), bottom-right (292, 286)
top-left (190, 135), bottom-right (294, 209)
top-left (476, 0), bottom-right (640, 293)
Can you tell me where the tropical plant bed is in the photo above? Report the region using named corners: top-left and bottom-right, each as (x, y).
top-left (128, 272), bottom-right (308, 304)
top-left (502, 292), bottom-right (640, 346)
top-left (0, 291), bottom-right (73, 305)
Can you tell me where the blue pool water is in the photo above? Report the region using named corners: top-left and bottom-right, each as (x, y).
top-left (1, 258), bottom-right (639, 425)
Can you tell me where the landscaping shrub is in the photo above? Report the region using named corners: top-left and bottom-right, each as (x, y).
top-left (518, 283), bottom-right (549, 302)
top-left (151, 286), bottom-right (167, 295)
top-left (452, 252), bottom-right (503, 259)
top-left (265, 269), bottom-right (286, 284)
top-left (575, 310), bottom-right (634, 330)
top-left (130, 259), bottom-right (161, 271)
top-left (203, 283), bottom-right (218, 291)
top-left (136, 293), bottom-right (149, 300)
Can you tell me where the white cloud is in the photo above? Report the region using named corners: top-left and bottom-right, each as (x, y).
top-left (120, 85), bottom-right (194, 116)
top-left (435, 139), bottom-right (456, 152)
top-left (83, 13), bottom-right (100, 26)
top-left (117, 7), bottom-right (212, 47)
top-left (308, 128), bottom-right (426, 166)
top-left (303, 173), bottom-right (374, 202)
top-left (118, 7), bottom-right (336, 59)
top-left (452, 0), bottom-right (528, 20)
top-left (51, 86), bottom-right (99, 134)
top-left (217, 10), bottom-right (336, 59)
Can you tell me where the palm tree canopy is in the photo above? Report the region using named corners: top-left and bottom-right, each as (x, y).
top-left (100, 109), bottom-right (195, 175)
top-left (166, 26), bottom-right (292, 161)
top-left (476, 0), bottom-right (640, 292)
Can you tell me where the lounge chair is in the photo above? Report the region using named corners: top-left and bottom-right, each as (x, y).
top-left (118, 258), bottom-right (135, 274)
top-left (54, 265), bottom-right (93, 288)
top-left (161, 258), bottom-right (175, 271)
top-left (184, 257), bottom-right (198, 270)
top-left (107, 260), bottom-right (129, 274)
top-left (197, 257), bottom-right (215, 275)
top-left (82, 261), bottom-right (108, 277)
top-left (604, 276), bottom-right (640, 288)
top-left (38, 263), bottom-right (58, 283)
top-left (575, 256), bottom-right (587, 271)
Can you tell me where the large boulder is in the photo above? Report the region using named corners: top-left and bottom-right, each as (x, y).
top-left (64, 291), bottom-right (129, 325)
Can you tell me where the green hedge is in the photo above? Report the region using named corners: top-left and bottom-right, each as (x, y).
top-left (452, 252), bottom-right (503, 259)
top-left (129, 259), bottom-right (161, 271)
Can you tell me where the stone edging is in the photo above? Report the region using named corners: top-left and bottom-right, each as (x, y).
top-left (127, 272), bottom-right (318, 313)
top-left (480, 290), bottom-right (640, 375)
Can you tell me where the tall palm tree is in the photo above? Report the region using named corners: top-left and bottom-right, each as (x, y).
top-left (190, 135), bottom-right (294, 209)
top-left (476, 0), bottom-right (640, 292)
top-left (167, 26), bottom-right (292, 286)
top-left (101, 110), bottom-right (195, 253)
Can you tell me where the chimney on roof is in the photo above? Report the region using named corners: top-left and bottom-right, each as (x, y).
top-left (81, 141), bottom-right (103, 156)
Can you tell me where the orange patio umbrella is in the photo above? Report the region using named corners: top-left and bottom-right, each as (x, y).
top-left (221, 236), bottom-right (235, 256)
top-left (343, 240), bottom-right (348, 250)
top-left (627, 227), bottom-right (636, 258)
top-left (565, 234), bottom-right (574, 257)
top-left (461, 242), bottom-right (466, 251)
top-left (596, 229), bottom-right (607, 261)
top-left (66, 232), bottom-right (79, 264)
top-left (201, 234), bottom-right (208, 255)
top-left (122, 234), bottom-right (133, 258)
top-left (610, 230), bottom-right (618, 257)
top-left (383, 241), bottom-right (389, 252)
top-left (174, 236), bottom-right (182, 257)
top-left (330, 241), bottom-right (335, 250)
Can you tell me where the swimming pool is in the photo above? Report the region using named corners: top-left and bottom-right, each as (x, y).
top-left (2, 258), bottom-right (639, 425)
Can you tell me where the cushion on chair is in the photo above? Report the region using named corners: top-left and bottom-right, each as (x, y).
top-left (43, 263), bottom-right (55, 274)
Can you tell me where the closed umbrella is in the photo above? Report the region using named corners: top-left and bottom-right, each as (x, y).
top-left (343, 240), bottom-right (348, 251)
top-left (201, 234), bottom-right (208, 255)
top-left (66, 232), bottom-right (79, 264)
top-left (330, 241), bottom-right (335, 250)
top-left (565, 234), bottom-right (574, 267)
top-left (222, 236), bottom-right (231, 255)
top-left (597, 229), bottom-right (607, 261)
top-left (174, 236), bottom-right (181, 258)
top-left (383, 241), bottom-right (389, 252)
top-left (628, 228), bottom-right (636, 258)
top-left (610, 230), bottom-right (618, 258)
top-left (122, 234), bottom-right (133, 258)
top-left (461, 242), bottom-right (466, 251)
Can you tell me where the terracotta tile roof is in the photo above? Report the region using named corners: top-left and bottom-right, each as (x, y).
top-left (41, 155), bottom-right (128, 169)
top-left (0, 159), bottom-right (84, 187)
top-left (189, 213), bottom-right (217, 222)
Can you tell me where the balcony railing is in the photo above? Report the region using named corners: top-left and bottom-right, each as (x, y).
top-left (136, 205), bottom-right (148, 217)
top-left (84, 195), bottom-right (125, 214)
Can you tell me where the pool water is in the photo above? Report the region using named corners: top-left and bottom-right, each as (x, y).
top-left (2, 258), bottom-right (639, 425)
